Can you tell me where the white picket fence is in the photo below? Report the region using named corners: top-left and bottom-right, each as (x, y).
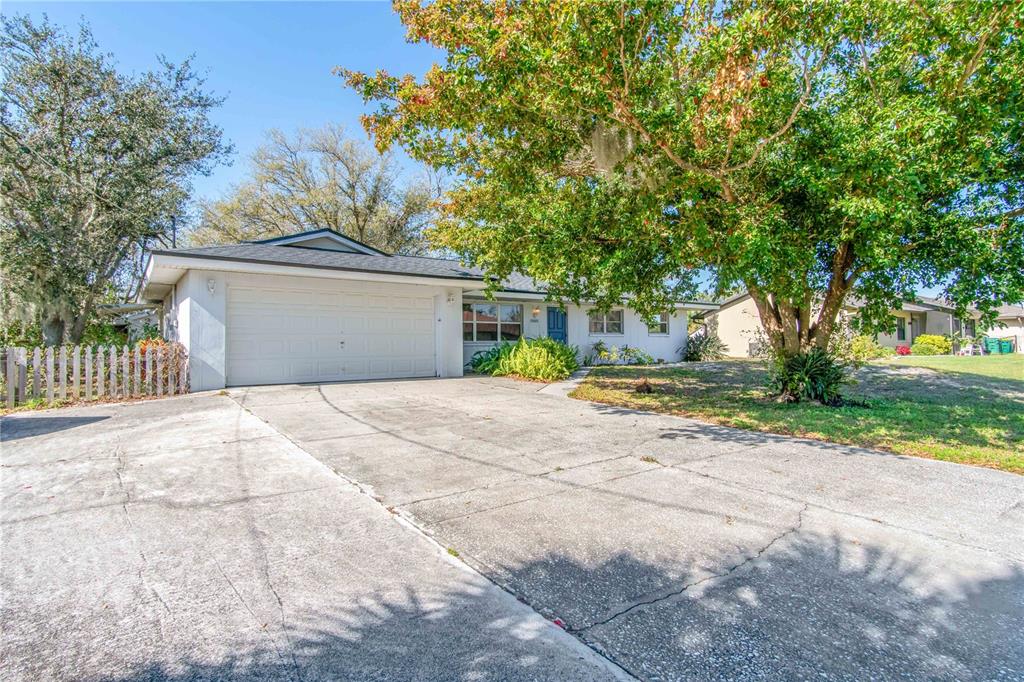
top-left (1, 343), bottom-right (188, 409)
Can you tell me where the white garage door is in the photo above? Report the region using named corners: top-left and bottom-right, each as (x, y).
top-left (226, 281), bottom-right (436, 386)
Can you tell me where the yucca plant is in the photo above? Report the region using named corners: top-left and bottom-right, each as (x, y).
top-left (768, 347), bottom-right (849, 405)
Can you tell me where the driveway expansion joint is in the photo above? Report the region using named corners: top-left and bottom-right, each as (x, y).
top-left (226, 390), bottom-right (638, 681)
top-left (571, 502), bottom-right (810, 635)
top-left (676, 462), bottom-right (1024, 564)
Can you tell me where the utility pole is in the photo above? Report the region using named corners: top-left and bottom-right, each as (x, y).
top-left (171, 215), bottom-right (177, 248)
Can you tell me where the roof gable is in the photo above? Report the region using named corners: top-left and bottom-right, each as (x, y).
top-left (252, 229), bottom-right (387, 256)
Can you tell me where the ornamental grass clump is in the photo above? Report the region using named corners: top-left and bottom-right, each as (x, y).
top-left (471, 338), bottom-right (579, 382)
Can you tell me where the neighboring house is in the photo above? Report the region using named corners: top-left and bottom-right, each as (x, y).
top-left (95, 304), bottom-right (160, 341)
top-left (139, 228), bottom-right (718, 391)
top-left (994, 304), bottom-right (1024, 353)
top-left (704, 292), bottom-right (986, 357)
top-left (872, 296), bottom-right (983, 351)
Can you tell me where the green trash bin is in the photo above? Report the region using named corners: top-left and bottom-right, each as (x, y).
top-left (1000, 339), bottom-right (1014, 354)
top-left (984, 337), bottom-right (1002, 354)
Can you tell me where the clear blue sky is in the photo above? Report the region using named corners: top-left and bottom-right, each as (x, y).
top-left (4, 1), bottom-right (441, 202)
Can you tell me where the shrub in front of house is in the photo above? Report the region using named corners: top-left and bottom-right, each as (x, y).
top-left (896, 345), bottom-right (912, 355)
top-left (910, 334), bottom-right (952, 356)
top-left (470, 338), bottom-right (579, 381)
top-left (587, 340), bottom-right (654, 366)
top-left (850, 335), bottom-right (895, 362)
top-left (681, 332), bottom-right (727, 361)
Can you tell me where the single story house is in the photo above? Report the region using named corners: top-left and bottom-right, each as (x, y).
top-left (994, 304), bottom-right (1024, 353)
top-left (703, 292), bottom-right (987, 357)
top-left (139, 228), bottom-right (718, 391)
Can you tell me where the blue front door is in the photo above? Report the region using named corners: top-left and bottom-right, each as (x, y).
top-left (547, 307), bottom-right (567, 343)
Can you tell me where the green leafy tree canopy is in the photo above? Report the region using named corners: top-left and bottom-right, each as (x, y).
top-left (1, 15), bottom-right (229, 345)
top-left (342, 0), bottom-right (1023, 358)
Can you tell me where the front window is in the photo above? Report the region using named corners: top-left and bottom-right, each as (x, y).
top-left (896, 317), bottom-right (906, 341)
top-left (589, 309), bottom-right (624, 335)
top-left (648, 313), bottom-right (669, 335)
top-left (963, 318), bottom-right (976, 337)
top-left (463, 303), bottom-right (522, 341)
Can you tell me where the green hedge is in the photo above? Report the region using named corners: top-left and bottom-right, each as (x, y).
top-left (910, 334), bottom-right (952, 356)
top-left (470, 337), bottom-right (579, 382)
top-left (850, 335), bottom-right (895, 361)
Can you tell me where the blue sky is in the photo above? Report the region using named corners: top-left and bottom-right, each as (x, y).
top-left (4, 1), bottom-right (440, 202)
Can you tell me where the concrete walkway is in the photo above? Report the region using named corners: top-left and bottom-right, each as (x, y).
top-left (234, 376), bottom-right (1024, 681)
top-left (0, 394), bottom-right (622, 681)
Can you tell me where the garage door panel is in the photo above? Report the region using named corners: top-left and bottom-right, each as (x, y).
top-left (227, 281), bottom-right (436, 386)
top-left (316, 316), bottom-right (342, 333)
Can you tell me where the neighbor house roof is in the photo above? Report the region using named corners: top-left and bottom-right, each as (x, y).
top-left (997, 304), bottom-right (1024, 320)
top-left (716, 291), bottom-right (980, 315)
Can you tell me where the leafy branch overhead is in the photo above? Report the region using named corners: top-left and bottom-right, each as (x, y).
top-left (341, 0), bottom-right (1024, 359)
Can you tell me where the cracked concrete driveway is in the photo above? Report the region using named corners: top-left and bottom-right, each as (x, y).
top-left (231, 376), bottom-right (1024, 681)
top-left (3, 377), bottom-right (1023, 681)
top-left (0, 394), bottom-right (621, 681)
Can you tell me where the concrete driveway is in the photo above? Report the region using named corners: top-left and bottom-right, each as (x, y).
top-left (0, 394), bottom-right (621, 681)
top-left (3, 377), bottom-right (1022, 681)
top-left (232, 376), bottom-right (1024, 681)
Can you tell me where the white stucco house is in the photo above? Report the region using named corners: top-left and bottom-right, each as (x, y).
top-left (139, 229), bottom-right (718, 391)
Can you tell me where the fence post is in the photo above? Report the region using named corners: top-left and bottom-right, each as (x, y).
top-left (72, 346), bottom-right (80, 400)
top-left (59, 346), bottom-right (68, 400)
top-left (168, 348), bottom-right (176, 397)
top-left (5, 349), bottom-right (14, 408)
top-left (84, 346), bottom-right (94, 399)
top-left (46, 347), bottom-right (55, 403)
top-left (156, 349), bottom-right (164, 397)
top-left (109, 346), bottom-right (117, 398)
top-left (32, 347), bottom-right (41, 399)
top-left (17, 348), bottom-right (27, 404)
top-left (145, 348), bottom-right (153, 396)
top-left (120, 346), bottom-right (129, 398)
top-left (134, 347), bottom-right (141, 397)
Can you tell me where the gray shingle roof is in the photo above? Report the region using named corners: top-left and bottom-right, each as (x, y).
top-left (997, 304), bottom-right (1024, 319)
top-left (151, 243), bottom-right (544, 293)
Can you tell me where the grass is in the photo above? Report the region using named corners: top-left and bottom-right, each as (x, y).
top-left (570, 356), bottom-right (1024, 474)
top-left (881, 353), bottom-right (1023, 381)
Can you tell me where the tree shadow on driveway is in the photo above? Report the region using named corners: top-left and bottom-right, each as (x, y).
top-left (97, 532), bottom-right (1022, 682)
top-left (0, 415), bottom-right (109, 442)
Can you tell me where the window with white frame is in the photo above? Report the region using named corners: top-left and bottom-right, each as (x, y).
top-left (588, 309), bottom-right (624, 334)
top-left (463, 303), bottom-right (522, 341)
top-left (648, 312), bottom-right (670, 335)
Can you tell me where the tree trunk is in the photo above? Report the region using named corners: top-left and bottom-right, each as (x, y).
top-left (747, 243), bottom-right (858, 362)
top-left (41, 315), bottom-right (65, 347)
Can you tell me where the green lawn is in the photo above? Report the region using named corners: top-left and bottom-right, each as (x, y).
top-left (570, 356), bottom-right (1024, 474)
top-left (881, 353), bottom-right (1023, 381)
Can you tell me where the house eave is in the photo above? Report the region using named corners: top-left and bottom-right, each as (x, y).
top-left (139, 251), bottom-right (492, 300)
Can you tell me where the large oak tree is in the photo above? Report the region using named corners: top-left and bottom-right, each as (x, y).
top-left (1, 15), bottom-right (228, 345)
top-left (342, 0), bottom-right (1024, 360)
top-left (189, 124), bottom-right (437, 255)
